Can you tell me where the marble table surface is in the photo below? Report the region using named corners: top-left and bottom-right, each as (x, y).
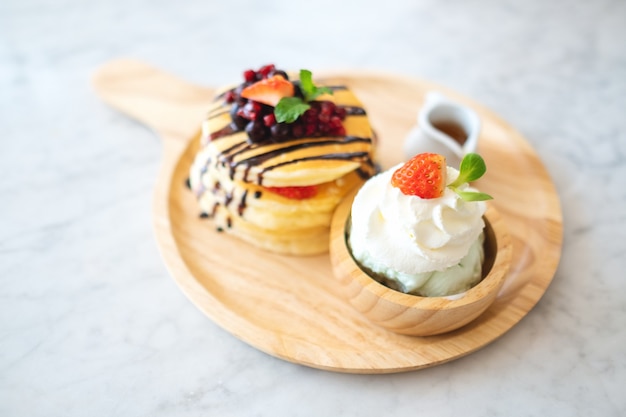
top-left (2, 0), bottom-right (625, 415)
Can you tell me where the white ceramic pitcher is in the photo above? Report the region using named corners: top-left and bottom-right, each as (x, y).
top-left (403, 91), bottom-right (481, 168)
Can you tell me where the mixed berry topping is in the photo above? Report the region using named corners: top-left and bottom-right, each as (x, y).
top-left (222, 64), bottom-right (347, 144)
top-left (240, 74), bottom-right (294, 107)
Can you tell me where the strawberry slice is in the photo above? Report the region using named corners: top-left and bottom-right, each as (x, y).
top-left (241, 75), bottom-right (294, 107)
top-left (391, 153), bottom-right (447, 199)
top-left (265, 185), bottom-right (318, 200)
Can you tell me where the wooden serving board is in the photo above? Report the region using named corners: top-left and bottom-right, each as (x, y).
top-left (92, 59), bottom-right (563, 373)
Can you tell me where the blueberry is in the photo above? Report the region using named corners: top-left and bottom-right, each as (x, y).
top-left (271, 70), bottom-right (289, 80)
top-left (230, 104), bottom-right (248, 130)
top-left (270, 123), bottom-right (292, 141)
top-left (293, 83), bottom-right (305, 99)
top-left (245, 120), bottom-right (270, 143)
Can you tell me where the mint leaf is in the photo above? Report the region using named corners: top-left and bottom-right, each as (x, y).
top-left (299, 69), bottom-right (333, 101)
top-left (459, 153), bottom-right (487, 182)
top-left (455, 190), bottom-right (493, 202)
top-left (299, 69), bottom-right (315, 96)
top-left (447, 153), bottom-right (493, 201)
top-left (274, 69), bottom-right (332, 123)
top-left (448, 153), bottom-right (487, 188)
top-left (275, 97), bottom-right (310, 123)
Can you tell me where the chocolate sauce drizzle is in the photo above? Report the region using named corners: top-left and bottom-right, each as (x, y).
top-left (196, 88), bottom-right (375, 228)
top-left (237, 190), bottom-right (248, 216)
top-left (210, 123), bottom-right (239, 141)
top-left (342, 106), bottom-right (367, 116)
top-left (217, 136), bottom-right (372, 184)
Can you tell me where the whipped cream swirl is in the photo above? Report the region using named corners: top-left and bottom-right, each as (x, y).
top-left (349, 165), bottom-right (486, 296)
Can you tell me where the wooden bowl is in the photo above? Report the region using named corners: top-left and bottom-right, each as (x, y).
top-left (330, 193), bottom-right (513, 336)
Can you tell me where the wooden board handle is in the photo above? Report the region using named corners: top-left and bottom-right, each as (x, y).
top-left (91, 58), bottom-right (215, 146)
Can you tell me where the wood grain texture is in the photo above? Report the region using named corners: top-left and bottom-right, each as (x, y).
top-left (92, 60), bottom-right (563, 373)
top-left (330, 203), bottom-right (513, 336)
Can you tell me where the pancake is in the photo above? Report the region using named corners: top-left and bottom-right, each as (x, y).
top-left (189, 65), bottom-right (377, 255)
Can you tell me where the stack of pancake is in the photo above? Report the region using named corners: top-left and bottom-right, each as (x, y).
top-left (189, 71), bottom-right (377, 255)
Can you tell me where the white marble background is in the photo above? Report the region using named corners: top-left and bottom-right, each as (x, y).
top-left (2, 0), bottom-right (625, 415)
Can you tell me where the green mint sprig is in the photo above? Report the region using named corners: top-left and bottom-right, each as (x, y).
top-left (448, 153), bottom-right (493, 201)
top-left (274, 97), bottom-right (310, 124)
top-left (299, 69), bottom-right (333, 101)
top-left (274, 69), bottom-right (332, 123)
